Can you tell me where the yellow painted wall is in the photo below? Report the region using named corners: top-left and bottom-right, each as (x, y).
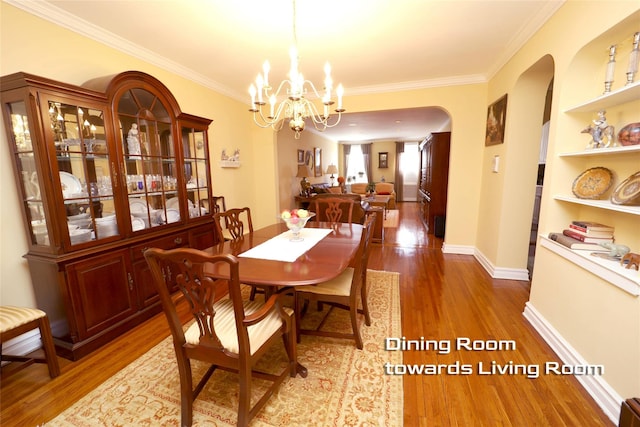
top-left (276, 128), bottom-right (337, 212)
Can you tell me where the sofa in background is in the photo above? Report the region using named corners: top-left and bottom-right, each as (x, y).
top-left (349, 183), bottom-right (368, 195)
top-left (374, 182), bottom-right (396, 209)
top-left (348, 182), bottom-right (396, 209)
top-left (310, 183), bottom-right (343, 194)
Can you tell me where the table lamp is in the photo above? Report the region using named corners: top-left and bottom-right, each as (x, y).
top-left (296, 164), bottom-right (313, 196)
top-left (326, 164), bottom-right (339, 186)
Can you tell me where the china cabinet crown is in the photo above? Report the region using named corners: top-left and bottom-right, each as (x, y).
top-left (1, 71), bottom-right (217, 359)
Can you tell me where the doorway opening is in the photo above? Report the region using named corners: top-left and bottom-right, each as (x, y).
top-left (528, 78), bottom-right (553, 275)
top-left (399, 142), bottom-right (419, 201)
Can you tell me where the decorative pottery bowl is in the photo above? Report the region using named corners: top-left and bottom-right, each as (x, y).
top-left (618, 122), bottom-right (640, 146)
top-left (281, 211), bottom-right (315, 241)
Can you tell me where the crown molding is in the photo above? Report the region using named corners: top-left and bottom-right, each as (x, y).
top-left (4, 0), bottom-right (238, 100)
top-left (6, 0), bottom-right (552, 102)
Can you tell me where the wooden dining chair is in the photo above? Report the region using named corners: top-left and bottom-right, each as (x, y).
top-left (144, 247), bottom-right (300, 427)
top-left (213, 207), bottom-right (265, 301)
top-left (212, 195), bottom-right (227, 214)
top-left (213, 207), bottom-right (253, 242)
top-left (311, 196), bottom-right (356, 224)
top-left (295, 212), bottom-right (377, 349)
top-left (0, 306), bottom-right (60, 380)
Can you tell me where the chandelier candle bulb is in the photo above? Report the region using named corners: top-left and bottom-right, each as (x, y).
top-left (249, 85), bottom-right (256, 109)
top-left (270, 95), bottom-right (276, 118)
top-left (262, 60), bottom-right (270, 87)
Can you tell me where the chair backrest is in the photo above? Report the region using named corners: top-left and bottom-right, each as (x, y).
top-left (350, 212), bottom-right (377, 293)
top-left (312, 196), bottom-right (355, 224)
top-left (144, 247), bottom-right (244, 351)
top-left (212, 196), bottom-right (227, 214)
top-left (213, 207), bottom-right (253, 240)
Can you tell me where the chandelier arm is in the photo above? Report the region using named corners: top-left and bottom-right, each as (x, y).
top-left (320, 112), bottom-right (343, 128)
top-left (270, 79), bottom-right (292, 99)
top-left (302, 81), bottom-right (323, 100)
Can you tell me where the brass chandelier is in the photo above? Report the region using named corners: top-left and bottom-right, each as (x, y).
top-left (248, 0), bottom-right (345, 139)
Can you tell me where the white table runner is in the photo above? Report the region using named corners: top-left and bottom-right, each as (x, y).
top-left (239, 228), bottom-right (332, 262)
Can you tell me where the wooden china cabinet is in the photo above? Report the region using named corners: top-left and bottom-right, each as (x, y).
top-left (418, 132), bottom-right (451, 237)
top-left (1, 71), bottom-right (217, 360)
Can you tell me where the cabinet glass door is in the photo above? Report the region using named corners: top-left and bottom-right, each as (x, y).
top-left (118, 88), bottom-right (178, 230)
top-left (47, 100), bottom-right (117, 245)
top-left (6, 101), bottom-right (47, 246)
top-left (182, 127), bottom-right (210, 219)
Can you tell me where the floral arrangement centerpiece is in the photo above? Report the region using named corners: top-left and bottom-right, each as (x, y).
top-left (280, 208), bottom-right (315, 241)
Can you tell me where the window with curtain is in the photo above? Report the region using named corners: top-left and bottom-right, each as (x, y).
top-left (345, 144), bottom-right (368, 183)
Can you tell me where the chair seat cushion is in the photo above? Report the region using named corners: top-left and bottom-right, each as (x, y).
top-left (184, 299), bottom-right (293, 355)
top-left (0, 306), bottom-right (46, 334)
top-left (300, 267), bottom-right (355, 297)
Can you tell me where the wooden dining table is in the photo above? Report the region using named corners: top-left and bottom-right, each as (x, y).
top-left (204, 221), bottom-right (363, 377)
top-left (205, 221), bottom-right (363, 287)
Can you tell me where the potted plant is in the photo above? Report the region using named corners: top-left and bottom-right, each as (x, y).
top-left (366, 182), bottom-right (376, 196)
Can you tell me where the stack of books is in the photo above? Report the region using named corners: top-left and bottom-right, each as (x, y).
top-left (548, 221), bottom-right (614, 251)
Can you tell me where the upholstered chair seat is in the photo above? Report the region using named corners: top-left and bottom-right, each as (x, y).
top-left (0, 306), bottom-right (60, 379)
top-left (184, 299), bottom-right (293, 355)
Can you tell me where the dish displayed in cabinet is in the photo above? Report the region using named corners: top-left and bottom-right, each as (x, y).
top-left (59, 171), bottom-right (82, 198)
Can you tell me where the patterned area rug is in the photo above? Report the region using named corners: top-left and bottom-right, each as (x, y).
top-left (48, 270), bottom-right (402, 427)
top-left (383, 210), bottom-right (399, 228)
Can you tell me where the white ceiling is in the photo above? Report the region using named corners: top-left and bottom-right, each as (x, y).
top-left (8, 0), bottom-right (563, 142)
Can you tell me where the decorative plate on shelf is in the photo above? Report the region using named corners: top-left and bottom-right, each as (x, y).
top-left (129, 199), bottom-right (148, 214)
top-left (571, 166), bottom-right (613, 199)
top-left (59, 171), bottom-right (82, 198)
top-left (611, 171), bottom-right (640, 206)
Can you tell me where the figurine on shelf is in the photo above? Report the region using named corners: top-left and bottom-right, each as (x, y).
top-left (127, 123), bottom-right (141, 156)
top-left (581, 110), bottom-right (615, 148)
top-left (599, 242), bottom-right (630, 258)
top-left (621, 252), bottom-right (640, 270)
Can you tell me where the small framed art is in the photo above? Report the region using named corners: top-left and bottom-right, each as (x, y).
top-left (485, 94), bottom-right (508, 146)
top-left (379, 152), bottom-right (388, 168)
top-left (314, 147), bottom-right (322, 177)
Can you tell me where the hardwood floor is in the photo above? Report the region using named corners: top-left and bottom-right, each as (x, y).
top-left (1, 202), bottom-right (613, 426)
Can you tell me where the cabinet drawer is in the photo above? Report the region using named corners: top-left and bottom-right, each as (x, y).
top-left (131, 232), bottom-right (189, 261)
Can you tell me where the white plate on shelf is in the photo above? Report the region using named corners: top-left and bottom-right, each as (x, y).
top-left (60, 171), bottom-right (82, 198)
top-left (131, 217), bottom-right (146, 231)
top-left (129, 199), bottom-right (148, 214)
top-left (166, 197), bottom-right (195, 211)
top-left (161, 208), bottom-right (180, 224)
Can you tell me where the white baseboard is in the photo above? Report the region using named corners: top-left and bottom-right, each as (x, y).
top-left (523, 302), bottom-right (622, 424)
top-left (441, 243), bottom-right (475, 255)
top-left (473, 248), bottom-right (530, 281)
top-left (2, 329), bottom-right (43, 356)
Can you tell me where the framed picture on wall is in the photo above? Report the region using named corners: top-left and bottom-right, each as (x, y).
top-left (314, 147), bottom-right (322, 177)
top-left (485, 94), bottom-right (508, 146)
top-left (297, 149), bottom-right (304, 164)
top-left (305, 150), bottom-right (313, 172)
top-left (379, 152), bottom-right (388, 168)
